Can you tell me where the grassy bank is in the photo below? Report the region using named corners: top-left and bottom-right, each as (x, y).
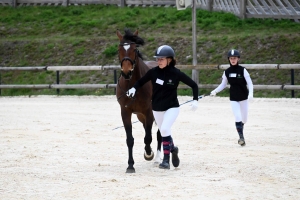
top-left (1, 5), bottom-right (300, 97)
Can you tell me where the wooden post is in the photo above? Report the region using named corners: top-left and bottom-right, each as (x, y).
top-left (114, 70), bottom-right (117, 95)
top-left (120, 0), bottom-right (125, 7)
top-left (12, 0), bottom-right (17, 8)
top-left (56, 71), bottom-right (60, 95)
top-left (63, 0), bottom-right (69, 7)
top-left (291, 69), bottom-right (295, 98)
top-left (192, 0), bottom-right (199, 86)
top-left (240, 0), bottom-right (246, 19)
top-left (207, 0), bottom-right (213, 11)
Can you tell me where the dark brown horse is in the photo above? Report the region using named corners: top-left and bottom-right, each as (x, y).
top-left (116, 29), bottom-right (162, 173)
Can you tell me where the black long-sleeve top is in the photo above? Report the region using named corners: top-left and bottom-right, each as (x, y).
top-left (133, 64), bottom-right (198, 111)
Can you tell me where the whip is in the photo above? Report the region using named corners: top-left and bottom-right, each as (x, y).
top-left (178, 94), bottom-right (205, 106)
top-left (112, 94), bottom-right (206, 130)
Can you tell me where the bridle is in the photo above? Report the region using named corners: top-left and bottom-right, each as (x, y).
top-left (118, 42), bottom-right (139, 80)
top-left (117, 41), bottom-right (139, 104)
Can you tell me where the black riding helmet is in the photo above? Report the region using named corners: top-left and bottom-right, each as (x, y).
top-left (154, 45), bottom-right (175, 58)
top-left (227, 49), bottom-right (240, 58)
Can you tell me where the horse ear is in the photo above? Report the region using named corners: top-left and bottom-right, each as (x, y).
top-left (117, 30), bottom-right (123, 41)
top-left (133, 29), bottom-right (138, 36)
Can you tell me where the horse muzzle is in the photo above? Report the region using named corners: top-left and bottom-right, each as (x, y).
top-left (121, 70), bottom-right (133, 80)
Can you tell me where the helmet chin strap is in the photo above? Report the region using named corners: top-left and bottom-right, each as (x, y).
top-left (166, 57), bottom-right (172, 67)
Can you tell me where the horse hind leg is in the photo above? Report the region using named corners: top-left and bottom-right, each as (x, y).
top-left (154, 129), bottom-right (162, 164)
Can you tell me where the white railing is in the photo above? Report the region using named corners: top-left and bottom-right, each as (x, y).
top-left (0, 64), bottom-right (299, 92)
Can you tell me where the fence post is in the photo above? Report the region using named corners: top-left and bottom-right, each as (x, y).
top-left (239, 0), bottom-right (246, 19)
top-left (114, 70), bottom-right (117, 95)
top-left (120, 0), bottom-right (125, 7)
top-left (207, 0), bottom-right (213, 11)
top-left (56, 71), bottom-right (60, 95)
top-left (291, 69), bottom-right (294, 98)
top-left (192, 0), bottom-right (199, 87)
top-left (63, 0), bottom-right (69, 7)
top-left (12, 0), bottom-right (17, 8)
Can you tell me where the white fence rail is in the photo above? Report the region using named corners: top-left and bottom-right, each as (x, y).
top-left (1, 63), bottom-right (300, 71)
top-left (0, 64), bottom-right (299, 91)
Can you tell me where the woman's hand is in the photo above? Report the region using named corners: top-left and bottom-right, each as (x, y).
top-left (126, 88), bottom-right (136, 98)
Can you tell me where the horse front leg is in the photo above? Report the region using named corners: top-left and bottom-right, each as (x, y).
top-left (143, 116), bottom-right (154, 161)
top-left (122, 112), bottom-right (135, 173)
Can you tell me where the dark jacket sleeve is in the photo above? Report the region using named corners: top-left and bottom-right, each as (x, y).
top-left (179, 71), bottom-right (199, 100)
top-left (133, 68), bottom-right (152, 90)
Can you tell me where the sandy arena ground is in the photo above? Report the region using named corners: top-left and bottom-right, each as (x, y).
top-left (0, 95), bottom-right (299, 200)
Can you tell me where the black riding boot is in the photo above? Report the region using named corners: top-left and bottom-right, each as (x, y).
top-left (159, 154), bottom-right (170, 169)
top-left (236, 122), bottom-right (245, 146)
top-left (171, 146), bottom-right (180, 168)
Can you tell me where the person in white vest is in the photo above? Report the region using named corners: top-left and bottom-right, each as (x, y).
top-left (210, 49), bottom-right (254, 146)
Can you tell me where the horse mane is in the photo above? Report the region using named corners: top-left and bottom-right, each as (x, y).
top-left (123, 28), bottom-right (145, 60)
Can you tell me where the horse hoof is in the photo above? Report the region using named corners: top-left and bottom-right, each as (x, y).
top-left (144, 150), bottom-right (154, 161)
top-left (126, 168), bottom-right (135, 173)
top-left (238, 138), bottom-right (246, 146)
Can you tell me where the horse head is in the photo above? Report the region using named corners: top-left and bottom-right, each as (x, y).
top-left (117, 29), bottom-right (144, 80)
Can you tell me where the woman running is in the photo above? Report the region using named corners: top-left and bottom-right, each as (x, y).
top-left (211, 49), bottom-right (254, 146)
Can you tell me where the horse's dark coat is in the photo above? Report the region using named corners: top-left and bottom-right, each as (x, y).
top-left (116, 29), bottom-right (162, 173)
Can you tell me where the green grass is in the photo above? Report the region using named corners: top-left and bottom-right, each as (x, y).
top-left (1, 5), bottom-right (300, 97)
